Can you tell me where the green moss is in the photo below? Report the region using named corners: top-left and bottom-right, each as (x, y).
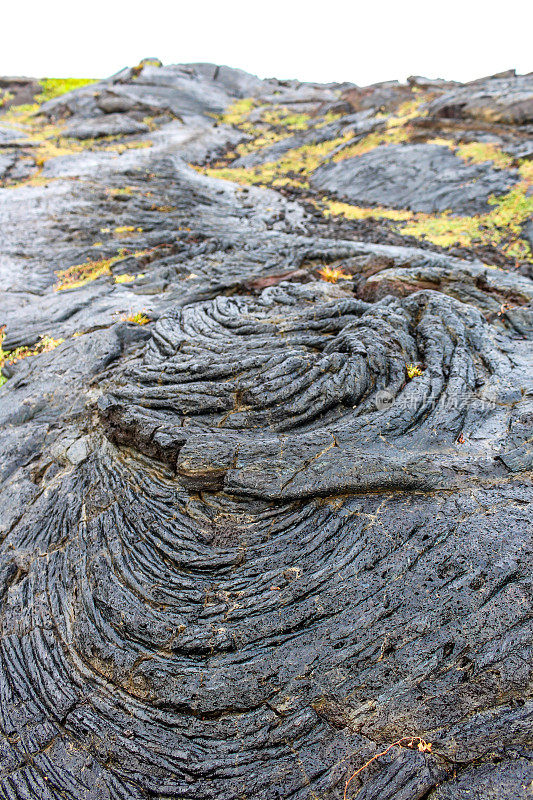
top-left (317, 111), bottom-right (344, 127)
top-left (55, 248), bottom-right (154, 290)
top-left (0, 77), bottom-right (151, 188)
top-left (35, 78), bottom-right (96, 104)
top-left (0, 332), bottom-right (64, 383)
top-left (0, 105), bottom-right (151, 189)
top-left (219, 98), bottom-right (257, 126)
top-left (332, 125), bottom-right (411, 162)
top-left (197, 89), bottom-right (532, 265)
top-left (1, 103), bottom-right (39, 122)
top-left (204, 130), bottom-right (354, 189)
top-left (332, 99), bottom-right (427, 162)
top-left (260, 107), bottom-right (312, 131)
top-left (455, 141), bottom-right (514, 170)
top-left (201, 96), bottom-right (430, 190)
top-left (400, 212), bottom-right (482, 248)
top-left (233, 129), bottom-right (289, 157)
top-left (323, 200), bottom-right (413, 222)
top-left (216, 100), bottom-right (315, 162)
top-left (105, 186), bottom-right (136, 197)
top-left (518, 160), bottom-right (533, 182)
top-left (401, 183), bottom-right (533, 259)
top-left (113, 225), bottom-right (143, 236)
top-left (122, 311), bottom-right (150, 325)
top-left (55, 255), bottom-right (119, 290)
top-left (322, 182), bottom-right (533, 262)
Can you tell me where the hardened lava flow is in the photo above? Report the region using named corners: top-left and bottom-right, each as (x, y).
top-left (0, 61), bottom-right (532, 799)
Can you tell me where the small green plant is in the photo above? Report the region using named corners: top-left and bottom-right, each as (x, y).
top-left (318, 266), bottom-right (352, 282)
top-left (122, 311), bottom-right (150, 325)
top-left (0, 330), bottom-right (64, 383)
top-left (406, 363), bottom-right (424, 379)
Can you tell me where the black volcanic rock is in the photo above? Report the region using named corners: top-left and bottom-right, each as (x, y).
top-left (0, 76), bottom-right (40, 109)
top-left (426, 71), bottom-right (533, 124)
top-left (63, 113), bottom-right (150, 139)
top-left (0, 61), bottom-right (532, 800)
top-left (0, 152), bottom-right (15, 177)
top-left (311, 143), bottom-right (519, 214)
top-left (39, 62), bottom-right (270, 121)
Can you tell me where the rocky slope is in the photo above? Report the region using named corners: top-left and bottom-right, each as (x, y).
top-left (0, 60), bottom-right (532, 799)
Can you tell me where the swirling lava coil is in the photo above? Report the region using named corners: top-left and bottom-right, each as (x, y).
top-left (1, 280), bottom-right (531, 799)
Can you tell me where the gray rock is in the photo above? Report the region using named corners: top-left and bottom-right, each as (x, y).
top-left (0, 60), bottom-right (532, 800)
top-left (63, 113), bottom-right (149, 139)
top-left (524, 219), bottom-right (533, 250)
top-left (0, 125), bottom-right (28, 146)
top-left (0, 152), bottom-right (15, 177)
top-left (65, 435), bottom-right (90, 464)
top-left (0, 75), bottom-right (40, 108)
top-left (96, 91), bottom-right (143, 113)
top-left (427, 72), bottom-right (533, 124)
top-left (311, 143), bottom-right (518, 213)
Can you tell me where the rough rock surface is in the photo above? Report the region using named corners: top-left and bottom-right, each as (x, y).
top-left (0, 61), bottom-right (532, 800)
top-left (63, 113), bottom-right (150, 140)
top-left (426, 72), bottom-right (533, 124)
top-left (311, 143), bottom-right (519, 213)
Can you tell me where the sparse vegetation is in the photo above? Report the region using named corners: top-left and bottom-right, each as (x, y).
top-left (401, 183), bottom-right (533, 260)
top-left (0, 61), bottom-right (530, 800)
top-left (0, 88), bottom-right (151, 189)
top-left (113, 226), bottom-right (143, 236)
top-left (322, 182), bottom-right (533, 261)
top-left (0, 89), bottom-right (13, 108)
top-left (455, 141), bottom-right (513, 170)
top-left (0, 330), bottom-right (64, 384)
top-left (204, 130), bottom-right (355, 189)
top-left (55, 255), bottom-right (122, 290)
top-left (219, 97), bottom-right (257, 126)
top-left (406, 363), bottom-right (424, 379)
top-left (196, 91), bottom-right (532, 264)
top-left (55, 248), bottom-right (154, 290)
top-left (318, 266), bottom-right (352, 282)
top-left (35, 78), bottom-right (96, 104)
top-left (322, 199), bottom-right (413, 222)
top-left (122, 311), bottom-right (150, 325)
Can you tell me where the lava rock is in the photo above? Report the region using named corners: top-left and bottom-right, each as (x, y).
top-left (0, 152), bottom-right (15, 177)
top-left (427, 71), bottom-right (533, 124)
top-left (0, 60), bottom-right (531, 800)
top-left (63, 113), bottom-right (150, 139)
top-left (311, 143), bottom-right (518, 214)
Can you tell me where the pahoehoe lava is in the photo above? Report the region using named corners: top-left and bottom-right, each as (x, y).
top-left (0, 61), bottom-right (532, 799)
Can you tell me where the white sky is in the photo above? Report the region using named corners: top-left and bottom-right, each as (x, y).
top-left (2, 0), bottom-right (532, 87)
